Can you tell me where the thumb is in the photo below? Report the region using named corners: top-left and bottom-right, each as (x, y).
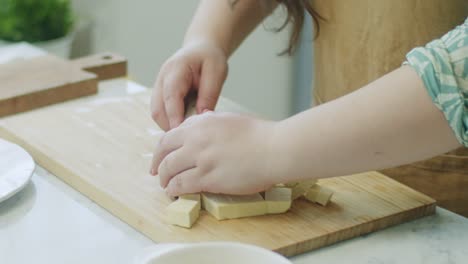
top-left (196, 60), bottom-right (228, 113)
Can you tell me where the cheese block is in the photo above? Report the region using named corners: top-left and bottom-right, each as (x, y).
top-left (264, 187), bottom-right (292, 214)
top-left (304, 184), bottom-right (334, 206)
top-left (298, 179), bottom-right (318, 189)
top-left (291, 179), bottom-right (318, 199)
top-left (284, 182), bottom-right (299, 188)
top-left (179, 193), bottom-right (201, 210)
top-left (201, 193), bottom-right (267, 220)
top-left (166, 199), bottom-right (200, 228)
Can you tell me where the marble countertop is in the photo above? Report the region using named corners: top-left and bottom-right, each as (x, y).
top-left (1, 44), bottom-right (468, 264)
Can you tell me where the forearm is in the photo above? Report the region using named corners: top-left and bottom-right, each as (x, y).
top-left (184, 0), bottom-right (276, 57)
top-left (272, 66), bottom-right (461, 183)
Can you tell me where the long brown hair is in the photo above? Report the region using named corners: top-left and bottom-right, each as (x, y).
top-left (230, 0), bottom-right (323, 55)
top-left (274, 0), bottom-right (323, 55)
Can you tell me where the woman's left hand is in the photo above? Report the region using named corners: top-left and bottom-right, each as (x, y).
top-left (150, 112), bottom-right (278, 197)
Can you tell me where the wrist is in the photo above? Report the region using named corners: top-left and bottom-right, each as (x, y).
top-left (183, 33), bottom-right (230, 57)
top-left (265, 120), bottom-right (293, 185)
top-left (269, 118), bottom-right (315, 184)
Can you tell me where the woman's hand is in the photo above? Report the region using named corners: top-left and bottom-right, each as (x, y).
top-left (150, 112), bottom-right (279, 197)
top-left (151, 40), bottom-right (228, 131)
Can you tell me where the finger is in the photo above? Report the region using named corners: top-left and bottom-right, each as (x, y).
top-left (150, 77), bottom-right (170, 131)
top-left (178, 112), bottom-right (205, 128)
top-left (158, 146), bottom-right (197, 188)
top-left (178, 109), bottom-right (216, 129)
top-left (196, 60), bottom-right (227, 113)
top-left (165, 168), bottom-right (202, 197)
top-left (150, 128), bottom-right (185, 175)
top-left (162, 66), bottom-right (192, 129)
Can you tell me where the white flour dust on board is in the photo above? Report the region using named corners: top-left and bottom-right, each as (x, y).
top-left (141, 153), bottom-right (153, 159)
top-left (86, 122), bottom-right (96, 128)
top-left (141, 96), bottom-right (151, 105)
top-left (126, 82), bottom-right (147, 94)
top-left (146, 128), bottom-right (163, 136)
top-left (89, 97), bottom-right (133, 106)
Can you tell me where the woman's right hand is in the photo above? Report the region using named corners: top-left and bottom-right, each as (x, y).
top-left (151, 40), bottom-right (229, 131)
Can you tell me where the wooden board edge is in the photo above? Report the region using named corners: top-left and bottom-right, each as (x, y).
top-left (371, 171), bottom-right (436, 203)
top-left (83, 61), bottom-right (127, 81)
top-left (274, 202), bottom-right (436, 257)
top-left (70, 53), bottom-right (128, 80)
top-left (0, 78), bottom-right (98, 118)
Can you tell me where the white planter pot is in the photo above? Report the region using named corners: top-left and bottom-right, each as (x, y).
top-left (0, 32), bottom-right (75, 58)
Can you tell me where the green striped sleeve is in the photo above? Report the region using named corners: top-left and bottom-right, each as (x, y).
top-left (404, 17), bottom-right (468, 147)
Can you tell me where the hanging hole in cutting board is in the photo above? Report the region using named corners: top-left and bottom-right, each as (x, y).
top-left (102, 55), bottom-right (113, 60)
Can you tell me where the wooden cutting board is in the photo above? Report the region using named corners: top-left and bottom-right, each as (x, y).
top-left (0, 89), bottom-right (435, 257)
top-left (0, 52), bottom-right (126, 117)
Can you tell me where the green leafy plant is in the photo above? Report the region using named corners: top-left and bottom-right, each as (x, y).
top-left (0, 0), bottom-right (74, 42)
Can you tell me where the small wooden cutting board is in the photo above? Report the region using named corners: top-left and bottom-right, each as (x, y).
top-left (0, 52), bottom-right (126, 117)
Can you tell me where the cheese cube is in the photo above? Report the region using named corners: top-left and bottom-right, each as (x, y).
top-left (179, 193), bottom-right (201, 209)
top-left (289, 179), bottom-right (318, 200)
top-left (166, 199), bottom-right (200, 228)
top-left (304, 185), bottom-right (334, 206)
top-left (265, 187), bottom-right (292, 214)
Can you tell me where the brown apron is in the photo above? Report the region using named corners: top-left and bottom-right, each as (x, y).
top-left (311, 0), bottom-right (468, 216)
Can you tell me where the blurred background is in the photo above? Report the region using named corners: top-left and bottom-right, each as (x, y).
top-left (0, 0), bottom-right (313, 120)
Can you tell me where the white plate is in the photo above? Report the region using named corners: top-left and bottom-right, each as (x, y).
top-left (133, 242), bottom-right (292, 264)
top-left (0, 138), bottom-right (35, 203)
